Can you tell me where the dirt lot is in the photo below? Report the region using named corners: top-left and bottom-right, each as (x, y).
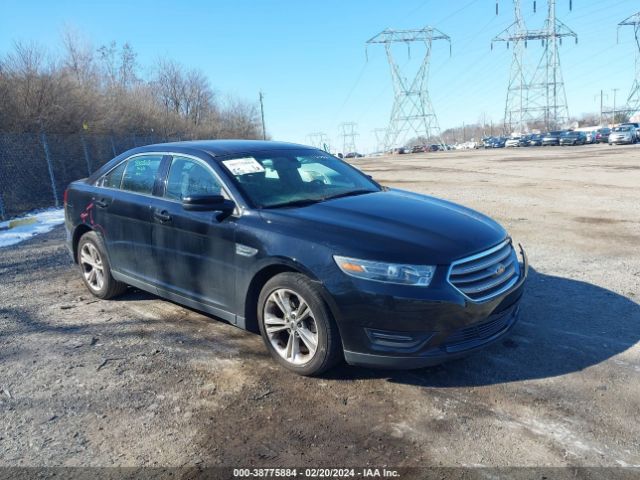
top-left (1, 144), bottom-right (639, 470)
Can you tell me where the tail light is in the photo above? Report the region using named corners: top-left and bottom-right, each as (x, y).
top-left (63, 188), bottom-right (69, 207)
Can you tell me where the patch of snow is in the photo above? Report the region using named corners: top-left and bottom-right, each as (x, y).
top-left (0, 209), bottom-right (65, 248)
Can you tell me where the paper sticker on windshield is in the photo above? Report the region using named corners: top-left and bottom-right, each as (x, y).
top-left (222, 157), bottom-right (265, 175)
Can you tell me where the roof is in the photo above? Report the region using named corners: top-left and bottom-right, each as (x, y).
top-left (87, 140), bottom-right (316, 184)
top-left (141, 139), bottom-right (311, 157)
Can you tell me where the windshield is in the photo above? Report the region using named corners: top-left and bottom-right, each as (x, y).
top-left (220, 149), bottom-right (380, 208)
top-left (613, 126), bottom-right (631, 132)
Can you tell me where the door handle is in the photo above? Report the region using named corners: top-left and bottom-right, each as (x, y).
top-left (94, 199), bottom-right (109, 209)
top-left (153, 210), bottom-right (172, 223)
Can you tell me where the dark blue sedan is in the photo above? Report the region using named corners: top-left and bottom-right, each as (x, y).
top-left (64, 140), bottom-right (528, 375)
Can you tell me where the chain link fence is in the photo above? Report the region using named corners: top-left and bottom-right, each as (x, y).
top-left (0, 133), bottom-right (183, 220)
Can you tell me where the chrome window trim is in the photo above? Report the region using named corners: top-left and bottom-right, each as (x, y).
top-left (96, 151), bottom-right (242, 214)
top-left (446, 239), bottom-right (520, 303)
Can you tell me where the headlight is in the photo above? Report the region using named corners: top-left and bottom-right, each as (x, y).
top-left (333, 255), bottom-right (435, 287)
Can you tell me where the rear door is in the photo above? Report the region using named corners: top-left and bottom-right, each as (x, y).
top-left (102, 154), bottom-right (165, 284)
top-left (150, 155), bottom-right (238, 316)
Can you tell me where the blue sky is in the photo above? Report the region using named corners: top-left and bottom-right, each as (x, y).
top-left (1, 0), bottom-right (638, 151)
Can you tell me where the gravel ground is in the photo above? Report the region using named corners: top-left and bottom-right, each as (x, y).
top-left (0, 144), bottom-right (639, 470)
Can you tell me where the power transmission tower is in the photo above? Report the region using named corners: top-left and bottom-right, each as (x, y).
top-left (494, 1), bottom-right (577, 131)
top-left (306, 132), bottom-right (330, 151)
top-left (366, 27), bottom-right (451, 150)
top-left (534, 0), bottom-right (577, 129)
top-left (372, 128), bottom-right (387, 153)
top-left (493, 1), bottom-right (530, 133)
top-left (618, 11), bottom-right (640, 118)
top-left (339, 122), bottom-right (359, 154)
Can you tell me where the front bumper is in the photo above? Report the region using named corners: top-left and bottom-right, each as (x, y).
top-left (609, 137), bottom-right (633, 144)
top-left (333, 245), bottom-right (529, 370)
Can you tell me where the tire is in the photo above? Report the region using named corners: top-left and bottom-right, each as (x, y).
top-left (77, 231), bottom-right (127, 299)
top-left (257, 272), bottom-right (342, 376)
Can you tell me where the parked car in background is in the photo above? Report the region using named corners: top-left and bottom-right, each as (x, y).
top-left (527, 134), bottom-right (543, 146)
top-left (585, 131), bottom-right (598, 144)
top-left (608, 126), bottom-right (636, 145)
top-left (411, 145), bottom-right (426, 153)
top-left (542, 131), bottom-right (563, 146)
top-left (596, 128), bottom-right (611, 144)
top-left (559, 131), bottom-right (587, 146)
top-left (344, 152), bottom-right (365, 159)
top-left (487, 137), bottom-right (506, 148)
top-left (505, 136), bottom-right (522, 147)
top-left (619, 122), bottom-right (640, 141)
top-left (64, 140), bottom-right (528, 375)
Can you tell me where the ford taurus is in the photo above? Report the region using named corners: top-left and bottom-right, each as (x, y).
top-left (64, 140), bottom-right (528, 375)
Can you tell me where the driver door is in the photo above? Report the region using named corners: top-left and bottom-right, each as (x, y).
top-left (151, 155), bottom-right (237, 317)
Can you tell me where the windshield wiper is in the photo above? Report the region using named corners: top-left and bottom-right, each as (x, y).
top-left (265, 189), bottom-right (377, 209)
top-left (320, 189), bottom-right (377, 202)
top-left (266, 198), bottom-right (323, 209)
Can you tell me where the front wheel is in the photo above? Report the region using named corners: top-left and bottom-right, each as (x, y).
top-left (258, 273), bottom-right (342, 376)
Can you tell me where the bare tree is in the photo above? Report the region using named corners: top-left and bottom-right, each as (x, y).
top-left (0, 33), bottom-right (261, 139)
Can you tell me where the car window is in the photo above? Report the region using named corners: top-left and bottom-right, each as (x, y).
top-left (165, 156), bottom-right (223, 201)
top-left (102, 161), bottom-right (127, 189)
top-left (121, 155), bottom-right (163, 195)
top-left (223, 149), bottom-right (379, 208)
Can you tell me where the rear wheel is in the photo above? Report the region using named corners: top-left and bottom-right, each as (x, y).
top-left (77, 231), bottom-right (127, 299)
top-left (258, 273), bottom-right (342, 376)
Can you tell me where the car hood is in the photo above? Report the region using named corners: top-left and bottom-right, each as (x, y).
top-left (259, 189), bottom-right (507, 264)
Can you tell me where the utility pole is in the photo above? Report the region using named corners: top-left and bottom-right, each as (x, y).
top-left (600, 90), bottom-right (604, 126)
top-left (366, 26), bottom-right (451, 150)
top-left (612, 88), bottom-right (620, 125)
top-left (594, 90), bottom-right (608, 126)
top-left (259, 91), bottom-right (266, 140)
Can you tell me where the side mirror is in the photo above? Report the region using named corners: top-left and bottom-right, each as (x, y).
top-left (182, 194), bottom-right (235, 215)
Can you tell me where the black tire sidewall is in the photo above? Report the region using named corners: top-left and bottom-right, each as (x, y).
top-left (257, 273), bottom-right (340, 376)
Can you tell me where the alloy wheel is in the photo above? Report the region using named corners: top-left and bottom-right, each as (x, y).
top-left (263, 288), bottom-right (319, 365)
top-left (80, 242), bottom-right (105, 291)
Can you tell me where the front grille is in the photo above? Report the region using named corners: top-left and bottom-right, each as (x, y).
top-left (443, 308), bottom-right (515, 353)
top-left (448, 240), bottom-right (519, 302)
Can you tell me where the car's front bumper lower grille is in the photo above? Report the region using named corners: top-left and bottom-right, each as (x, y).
top-left (442, 306), bottom-right (517, 353)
